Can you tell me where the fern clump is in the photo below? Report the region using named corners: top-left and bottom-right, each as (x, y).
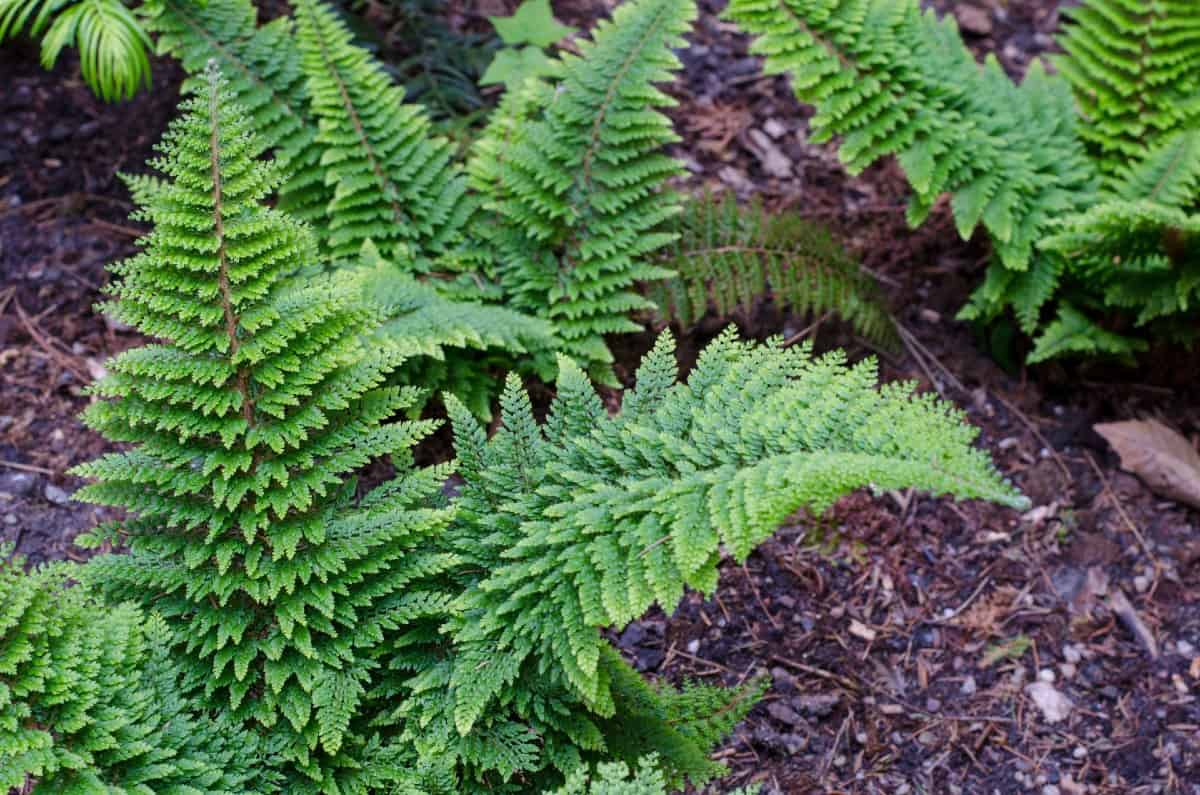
top-left (726, 0), bottom-right (1200, 362)
top-left (72, 63), bottom-right (458, 790)
top-left (412, 329), bottom-right (1026, 789)
top-left (651, 192), bottom-right (895, 344)
top-left (293, 0), bottom-right (472, 268)
top-left (469, 0), bottom-right (695, 382)
top-left (1055, 0), bottom-right (1200, 176)
top-left (1, 550), bottom-right (272, 793)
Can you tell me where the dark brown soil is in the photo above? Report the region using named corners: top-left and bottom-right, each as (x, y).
top-left (2, 2), bottom-right (1198, 794)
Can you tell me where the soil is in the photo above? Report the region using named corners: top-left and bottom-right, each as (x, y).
top-left (2, 2), bottom-right (1198, 794)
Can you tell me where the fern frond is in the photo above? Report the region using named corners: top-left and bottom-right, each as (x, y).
top-left (1027, 303), bottom-right (1149, 363)
top-left (1111, 128), bottom-right (1200, 208)
top-left (1055, 0), bottom-right (1200, 175)
top-left (141, 0), bottom-right (331, 226)
top-left (73, 63), bottom-right (458, 787)
top-left (469, 0), bottom-right (696, 382)
top-left (293, 0), bottom-right (472, 267)
top-left (0, 552), bottom-right (274, 792)
top-left (445, 329), bottom-right (1026, 752)
top-left (651, 192), bottom-right (896, 345)
top-left (725, 0), bottom-right (1098, 276)
top-left (1, 0), bottom-right (151, 100)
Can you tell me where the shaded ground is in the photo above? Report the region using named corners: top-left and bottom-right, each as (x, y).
top-left (2, 2), bottom-right (1199, 794)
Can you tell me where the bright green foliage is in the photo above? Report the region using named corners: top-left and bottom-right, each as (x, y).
top-left (293, 0), bottom-right (472, 268)
top-left (1055, 0), bottom-right (1200, 176)
top-left (469, 0), bottom-right (695, 382)
top-left (650, 192), bottom-right (895, 345)
top-left (0, 0), bottom-right (152, 100)
top-left (72, 64), bottom-right (458, 789)
top-left (436, 330), bottom-right (1025, 782)
top-left (1, 550), bottom-right (271, 793)
top-left (140, 0), bottom-right (330, 228)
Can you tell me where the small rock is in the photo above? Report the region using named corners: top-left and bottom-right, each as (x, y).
top-left (1063, 644), bottom-right (1083, 664)
top-left (3, 514), bottom-right (16, 526)
top-left (1038, 668), bottom-right (1056, 683)
top-left (1177, 639), bottom-right (1195, 656)
top-left (793, 692), bottom-right (839, 717)
top-left (1042, 786), bottom-right (1061, 795)
top-left (746, 128), bottom-right (794, 179)
top-left (618, 624), bottom-right (645, 648)
top-left (925, 698), bottom-right (941, 712)
top-left (44, 484), bottom-right (71, 505)
top-left (685, 638), bottom-right (700, 654)
top-left (77, 121), bottom-right (100, 139)
top-left (1026, 681), bottom-right (1073, 724)
top-left (956, 5), bottom-right (993, 35)
top-left (960, 675), bottom-right (977, 695)
top-left (0, 472), bottom-right (37, 497)
top-left (1059, 663), bottom-right (1077, 680)
top-left (762, 118), bottom-right (787, 139)
top-left (1073, 746), bottom-right (1087, 759)
top-left (1133, 574), bottom-right (1151, 593)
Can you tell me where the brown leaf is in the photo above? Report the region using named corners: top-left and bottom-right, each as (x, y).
top-left (1095, 419), bottom-right (1200, 509)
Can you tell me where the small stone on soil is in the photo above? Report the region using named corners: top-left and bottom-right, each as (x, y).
top-left (1, 472), bottom-right (37, 497)
top-left (43, 484), bottom-right (71, 505)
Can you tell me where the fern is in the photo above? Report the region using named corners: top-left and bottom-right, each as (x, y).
top-left (0, 550), bottom-right (273, 792)
top-left (430, 328), bottom-right (1025, 787)
top-left (468, 0), bottom-right (695, 382)
top-left (651, 192), bottom-right (895, 344)
top-left (0, 0), bottom-right (152, 100)
top-left (293, 0), bottom-right (472, 268)
top-left (1055, 0), bottom-right (1200, 176)
top-left (72, 63), bottom-right (458, 789)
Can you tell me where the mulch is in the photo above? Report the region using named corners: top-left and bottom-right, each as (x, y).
top-left (1, 2), bottom-right (1198, 793)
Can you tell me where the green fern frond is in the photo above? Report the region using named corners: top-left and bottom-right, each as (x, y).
top-left (293, 0), bottom-right (472, 267)
top-left (72, 63), bottom-right (457, 787)
top-left (725, 0), bottom-right (1098, 276)
top-left (445, 329), bottom-right (1026, 750)
top-left (1, 0), bottom-right (151, 100)
top-left (469, 0), bottom-right (696, 382)
top-left (141, 0), bottom-right (331, 226)
top-left (1027, 303), bottom-right (1148, 363)
top-left (1055, 0), bottom-right (1200, 176)
top-left (0, 551), bottom-right (274, 793)
top-left (1111, 128), bottom-right (1200, 207)
top-left (651, 192), bottom-right (896, 345)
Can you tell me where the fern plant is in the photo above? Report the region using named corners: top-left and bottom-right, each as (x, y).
top-left (725, 0), bottom-right (1200, 363)
top-left (650, 192), bottom-right (895, 344)
top-left (72, 63), bottom-right (462, 790)
top-left (1, 549), bottom-right (273, 792)
top-left (467, 0), bottom-right (694, 382)
top-left (395, 329), bottom-right (1027, 790)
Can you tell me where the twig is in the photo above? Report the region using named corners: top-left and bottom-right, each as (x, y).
top-left (892, 318), bottom-right (964, 398)
top-left (931, 576), bottom-right (992, 625)
top-left (990, 390), bottom-right (1073, 483)
top-left (1107, 587), bottom-right (1160, 659)
top-left (819, 714), bottom-right (850, 780)
top-left (12, 300), bottom-right (91, 384)
top-left (1083, 451), bottom-right (1153, 560)
top-left (0, 460), bottom-right (55, 476)
top-left (743, 563), bottom-right (782, 630)
top-left (89, 218), bottom-right (146, 238)
top-left (783, 311), bottom-right (832, 347)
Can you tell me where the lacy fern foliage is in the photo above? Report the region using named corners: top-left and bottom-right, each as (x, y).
top-left (441, 329), bottom-right (1026, 765)
top-left (1056, 0), bottom-right (1200, 175)
top-left (651, 192), bottom-right (895, 344)
top-left (469, 0), bottom-right (695, 380)
top-left (1, 551), bottom-right (270, 793)
top-left (73, 64), bottom-right (457, 789)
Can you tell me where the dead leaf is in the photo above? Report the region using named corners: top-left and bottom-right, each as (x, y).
top-left (1095, 419), bottom-right (1200, 509)
top-left (980, 635), bottom-right (1030, 668)
top-left (1025, 681), bottom-right (1073, 723)
top-left (848, 619), bottom-right (877, 642)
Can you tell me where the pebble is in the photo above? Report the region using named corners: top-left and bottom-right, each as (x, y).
top-left (766, 701), bottom-right (802, 726)
top-left (1043, 787), bottom-right (1061, 795)
top-left (1, 472), bottom-right (38, 497)
top-left (960, 676), bottom-right (977, 695)
top-left (1178, 640), bottom-right (1196, 656)
top-left (1133, 574), bottom-right (1151, 593)
top-left (956, 5), bottom-right (993, 36)
top-left (762, 118), bottom-right (787, 139)
top-left (3, 514), bottom-right (16, 526)
top-left (1059, 663), bottom-right (1076, 680)
top-left (1063, 645), bottom-right (1083, 664)
top-left (1038, 668), bottom-right (1056, 683)
top-left (686, 638), bottom-right (700, 654)
top-left (44, 484), bottom-right (71, 505)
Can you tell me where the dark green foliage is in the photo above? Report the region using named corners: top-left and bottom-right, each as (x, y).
top-left (293, 0), bottom-right (472, 268)
top-left (1055, 0), bottom-right (1200, 176)
top-left (725, 0), bottom-right (1200, 362)
top-left (72, 64), bottom-right (457, 789)
top-left (1, 550), bottom-right (272, 793)
top-left (468, 0), bottom-right (695, 382)
top-left (650, 192), bottom-right (895, 345)
top-left (423, 329), bottom-right (1025, 788)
